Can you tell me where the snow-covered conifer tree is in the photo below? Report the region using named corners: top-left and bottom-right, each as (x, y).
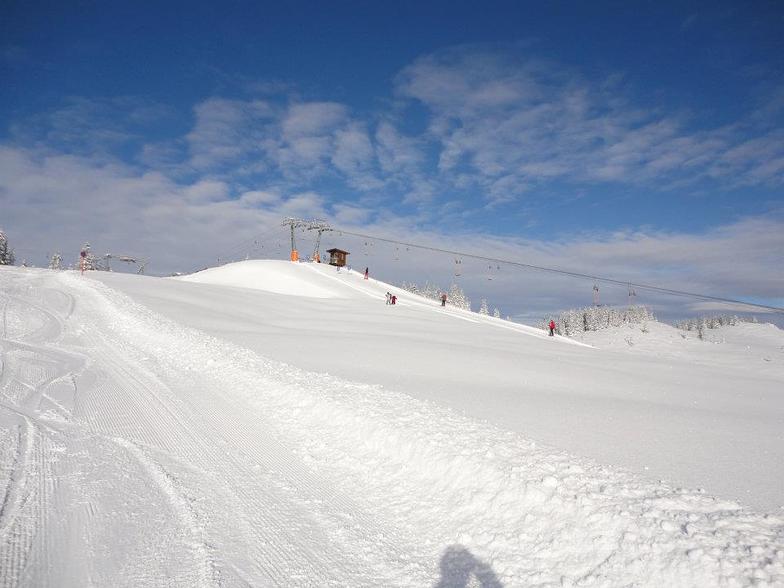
top-left (79, 243), bottom-right (100, 271)
top-left (49, 253), bottom-right (63, 270)
top-left (479, 299), bottom-right (489, 315)
top-left (493, 308), bottom-right (501, 318)
top-left (584, 306), bottom-right (602, 331)
top-left (447, 283), bottom-right (471, 311)
top-left (400, 281), bottom-right (419, 295)
top-left (422, 282), bottom-right (440, 301)
top-left (0, 230), bottom-right (15, 265)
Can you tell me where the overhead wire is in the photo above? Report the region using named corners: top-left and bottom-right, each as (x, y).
top-left (333, 227), bottom-right (784, 314)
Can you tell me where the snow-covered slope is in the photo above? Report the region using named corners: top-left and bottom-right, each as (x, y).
top-left (101, 261), bottom-right (783, 513)
top-left (1, 262), bottom-right (783, 587)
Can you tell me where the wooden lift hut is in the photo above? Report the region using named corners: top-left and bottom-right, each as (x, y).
top-left (327, 248), bottom-right (349, 267)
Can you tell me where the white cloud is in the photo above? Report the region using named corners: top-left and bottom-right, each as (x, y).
top-left (332, 203), bottom-right (373, 225)
top-left (375, 122), bottom-right (424, 174)
top-left (0, 146), bottom-right (317, 272)
top-left (186, 98), bottom-right (273, 171)
top-left (281, 102), bottom-right (347, 139)
top-left (395, 47), bottom-right (784, 198)
top-left (10, 97), bottom-right (176, 161)
top-left (278, 191), bottom-right (326, 217)
top-left (183, 179), bottom-right (230, 203)
top-left (239, 190), bottom-right (280, 207)
top-left (331, 123), bottom-right (384, 190)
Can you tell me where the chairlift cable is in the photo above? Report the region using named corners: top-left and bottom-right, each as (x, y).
top-left (333, 227), bottom-right (784, 313)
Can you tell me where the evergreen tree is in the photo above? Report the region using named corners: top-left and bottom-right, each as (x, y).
top-left (79, 243), bottom-right (100, 271)
top-left (49, 253), bottom-right (63, 270)
top-left (422, 281), bottom-right (441, 301)
top-left (447, 283), bottom-right (471, 311)
top-left (479, 298), bottom-right (489, 315)
top-left (0, 230), bottom-right (15, 265)
top-left (493, 308), bottom-right (501, 318)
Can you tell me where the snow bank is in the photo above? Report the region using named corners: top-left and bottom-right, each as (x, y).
top-left (178, 259), bottom-right (346, 298)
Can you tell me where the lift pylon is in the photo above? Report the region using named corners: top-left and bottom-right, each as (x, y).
top-left (306, 219), bottom-right (331, 262)
top-left (282, 217), bottom-right (307, 261)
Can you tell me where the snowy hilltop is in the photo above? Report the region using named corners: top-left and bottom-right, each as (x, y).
top-left (0, 260), bottom-right (782, 586)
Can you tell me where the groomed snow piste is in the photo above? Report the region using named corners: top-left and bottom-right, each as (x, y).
top-left (1, 261), bottom-right (782, 587)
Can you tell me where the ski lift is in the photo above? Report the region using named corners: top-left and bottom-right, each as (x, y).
top-left (454, 257), bottom-right (462, 277)
top-left (592, 283), bottom-right (600, 306)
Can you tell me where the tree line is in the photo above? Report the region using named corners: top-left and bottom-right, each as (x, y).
top-left (541, 305), bottom-right (655, 336)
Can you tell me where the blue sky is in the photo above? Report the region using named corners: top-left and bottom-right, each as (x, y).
top-left (1, 1), bottom-right (782, 317)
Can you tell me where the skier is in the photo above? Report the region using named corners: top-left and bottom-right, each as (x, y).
top-left (364, 267), bottom-right (369, 280)
top-left (441, 293), bottom-right (447, 307)
top-left (548, 319), bottom-right (556, 336)
top-left (391, 295), bottom-right (397, 305)
top-left (385, 292), bottom-right (391, 305)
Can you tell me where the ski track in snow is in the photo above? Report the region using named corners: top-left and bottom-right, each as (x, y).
top-left (0, 267), bottom-right (782, 587)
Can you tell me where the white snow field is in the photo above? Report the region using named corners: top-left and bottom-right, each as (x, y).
top-left (0, 261), bottom-right (782, 587)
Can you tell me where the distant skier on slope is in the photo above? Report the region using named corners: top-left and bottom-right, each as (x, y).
top-left (441, 292), bottom-right (447, 307)
top-left (549, 319), bottom-right (556, 336)
top-left (391, 295), bottom-right (397, 305)
top-left (385, 291), bottom-right (391, 304)
top-left (364, 267), bottom-right (369, 280)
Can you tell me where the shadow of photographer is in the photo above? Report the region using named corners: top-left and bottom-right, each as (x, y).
top-left (433, 544), bottom-right (503, 587)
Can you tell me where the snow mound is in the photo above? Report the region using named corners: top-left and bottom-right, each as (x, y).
top-left (177, 259), bottom-right (346, 298)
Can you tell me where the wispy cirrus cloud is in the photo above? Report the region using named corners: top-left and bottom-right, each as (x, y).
top-left (186, 97), bottom-right (274, 171)
top-left (9, 96), bottom-right (178, 160)
top-left (394, 47), bottom-right (784, 201)
top-left (182, 98), bottom-right (387, 191)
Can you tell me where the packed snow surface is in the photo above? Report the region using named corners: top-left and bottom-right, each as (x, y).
top-left (1, 260), bottom-right (782, 587)
top-left (179, 259), bottom-right (345, 298)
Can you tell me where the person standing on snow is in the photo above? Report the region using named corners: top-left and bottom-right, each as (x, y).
top-left (391, 295), bottom-right (397, 305)
top-left (385, 292), bottom-right (391, 304)
top-left (364, 267), bottom-right (369, 280)
top-left (549, 319), bottom-right (556, 336)
top-left (441, 293), bottom-right (447, 307)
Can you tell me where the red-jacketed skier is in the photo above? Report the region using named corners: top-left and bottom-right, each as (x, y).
top-left (549, 320), bottom-right (556, 336)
